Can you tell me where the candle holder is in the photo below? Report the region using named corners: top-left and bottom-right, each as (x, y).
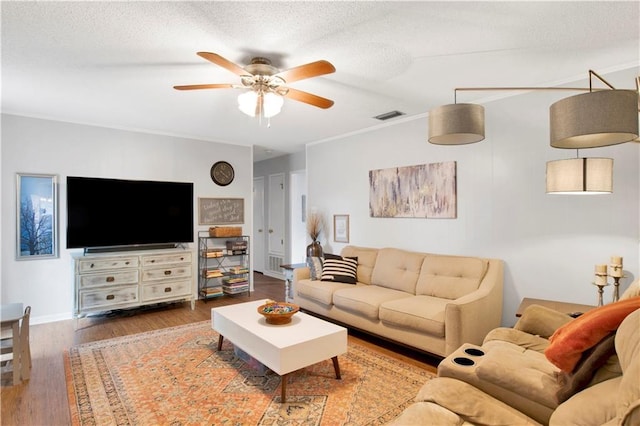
top-left (608, 261), bottom-right (623, 303)
top-left (592, 282), bottom-right (609, 307)
top-left (610, 275), bottom-right (625, 303)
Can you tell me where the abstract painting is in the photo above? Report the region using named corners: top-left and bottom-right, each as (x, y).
top-left (369, 161), bottom-right (456, 218)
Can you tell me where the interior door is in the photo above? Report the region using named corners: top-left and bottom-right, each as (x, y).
top-left (268, 173), bottom-right (285, 263)
top-left (252, 177), bottom-right (265, 273)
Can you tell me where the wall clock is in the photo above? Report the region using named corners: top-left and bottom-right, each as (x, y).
top-left (210, 161), bottom-right (234, 186)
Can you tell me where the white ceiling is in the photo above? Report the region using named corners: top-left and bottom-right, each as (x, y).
top-left (2, 1), bottom-right (639, 162)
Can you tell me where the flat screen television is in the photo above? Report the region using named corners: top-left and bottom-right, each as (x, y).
top-left (66, 176), bottom-right (194, 250)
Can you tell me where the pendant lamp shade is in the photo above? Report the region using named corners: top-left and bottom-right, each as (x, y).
top-left (428, 103), bottom-right (485, 145)
top-left (550, 90), bottom-right (639, 149)
top-left (546, 158), bottom-right (613, 194)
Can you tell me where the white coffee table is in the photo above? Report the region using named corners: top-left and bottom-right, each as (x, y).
top-left (211, 299), bottom-right (348, 402)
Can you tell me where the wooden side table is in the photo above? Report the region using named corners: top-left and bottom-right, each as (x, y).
top-left (280, 263), bottom-right (306, 303)
top-left (516, 297), bottom-right (595, 317)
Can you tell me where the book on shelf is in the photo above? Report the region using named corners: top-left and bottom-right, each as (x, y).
top-left (204, 269), bottom-right (223, 278)
top-left (202, 248), bottom-right (225, 258)
top-left (226, 249), bottom-right (247, 255)
top-left (203, 286), bottom-right (223, 296)
top-left (222, 277), bottom-right (248, 285)
top-left (229, 266), bottom-right (249, 274)
top-left (225, 240), bottom-right (248, 250)
top-left (223, 284), bottom-right (249, 294)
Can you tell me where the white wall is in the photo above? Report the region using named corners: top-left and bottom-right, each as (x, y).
top-left (307, 88), bottom-right (639, 326)
top-left (1, 114), bottom-right (253, 324)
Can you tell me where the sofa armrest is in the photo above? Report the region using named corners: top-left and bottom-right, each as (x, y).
top-left (293, 266), bottom-right (310, 282)
top-left (549, 377), bottom-right (621, 426)
top-left (444, 259), bottom-right (504, 355)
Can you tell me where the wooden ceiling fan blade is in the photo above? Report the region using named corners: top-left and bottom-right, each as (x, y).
top-left (197, 52), bottom-right (248, 76)
top-left (173, 83), bottom-right (234, 91)
top-left (284, 88), bottom-right (334, 109)
top-left (275, 60), bottom-right (335, 83)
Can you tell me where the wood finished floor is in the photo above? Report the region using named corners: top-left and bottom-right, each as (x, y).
top-left (0, 272), bottom-right (438, 426)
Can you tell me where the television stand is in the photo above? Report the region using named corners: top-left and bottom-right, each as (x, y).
top-left (72, 247), bottom-right (195, 322)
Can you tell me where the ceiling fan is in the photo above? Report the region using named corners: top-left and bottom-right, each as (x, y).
top-left (174, 52), bottom-right (336, 118)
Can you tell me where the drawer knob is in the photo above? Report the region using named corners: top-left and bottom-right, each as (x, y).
top-left (106, 276), bottom-right (115, 282)
top-left (90, 263), bottom-right (95, 268)
top-left (164, 287), bottom-right (172, 293)
top-left (106, 294), bottom-right (115, 300)
top-left (164, 270), bottom-right (172, 276)
top-left (151, 259), bottom-right (156, 263)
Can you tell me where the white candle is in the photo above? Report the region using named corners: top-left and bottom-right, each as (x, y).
top-left (595, 274), bottom-right (607, 285)
top-left (595, 264), bottom-right (607, 274)
top-left (610, 264), bottom-right (623, 278)
top-left (611, 256), bottom-right (623, 266)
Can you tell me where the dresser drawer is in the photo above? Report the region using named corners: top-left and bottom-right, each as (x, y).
top-left (142, 252), bottom-right (192, 267)
top-left (79, 285), bottom-right (139, 311)
top-left (79, 270), bottom-right (139, 288)
top-left (77, 256), bottom-right (139, 273)
top-left (141, 279), bottom-right (192, 302)
top-left (142, 265), bottom-right (191, 282)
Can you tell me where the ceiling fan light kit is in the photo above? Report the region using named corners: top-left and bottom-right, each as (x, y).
top-left (174, 52), bottom-right (335, 122)
top-left (238, 91), bottom-right (283, 118)
top-left (428, 69), bottom-right (639, 194)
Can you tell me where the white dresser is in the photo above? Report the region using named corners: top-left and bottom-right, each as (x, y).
top-left (73, 248), bottom-right (194, 318)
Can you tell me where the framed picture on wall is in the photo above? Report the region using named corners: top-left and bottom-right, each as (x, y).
top-left (16, 173), bottom-right (58, 260)
top-left (334, 214), bottom-right (349, 243)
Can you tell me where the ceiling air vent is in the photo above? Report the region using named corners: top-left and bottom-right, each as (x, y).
top-left (374, 110), bottom-right (405, 121)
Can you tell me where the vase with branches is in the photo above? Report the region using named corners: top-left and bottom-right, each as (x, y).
top-left (306, 212), bottom-right (325, 257)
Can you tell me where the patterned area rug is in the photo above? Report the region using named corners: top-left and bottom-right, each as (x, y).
top-left (64, 321), bottom-right (434, 425)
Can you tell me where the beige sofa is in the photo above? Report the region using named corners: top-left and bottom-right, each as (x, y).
top-left (292, 245), bottom-right (504, 357)
top-left (390, 286), bottom-right (640, 425)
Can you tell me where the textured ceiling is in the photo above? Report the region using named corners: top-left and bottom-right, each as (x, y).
top-left (2, 1), bottom-right (639, 162)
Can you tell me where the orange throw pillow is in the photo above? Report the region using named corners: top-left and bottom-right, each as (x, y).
top-left (544, 296), bottom-right (640, 372)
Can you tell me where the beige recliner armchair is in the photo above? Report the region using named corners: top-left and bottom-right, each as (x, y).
top-left (390, 289), bottom-right (640, 425)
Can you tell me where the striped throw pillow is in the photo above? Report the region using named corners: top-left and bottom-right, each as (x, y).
top-left (321, 255), bottom-right (358, 284)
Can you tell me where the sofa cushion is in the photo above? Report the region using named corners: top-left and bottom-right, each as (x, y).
top-left (413, 377), bottom-right (543, 426)
top-left (483, 327), bottom-right (552, 353)
top-left (415, 254), bottom-right (488, 300)
top-left (387, 401), bottom-right (465, 426)
top-left (306, 256), bottom-right (323, 280)
top-left (341, 246), bottom-right (378, 285)
top-left (296, 279), bottom-right (354, 305)
top-left (545, 297), bottom-right (640, 372)
top-left (476, 344), bottom-right (561, 409)
top-left (620, 278), bottom-right (640, 299)
top-left (379, 295), bottom-right (447, 337)
top-left (514, 304), bottom-right (573, 339)
top-left (332, 285), bottom-right (411, 320)
top-left (613, 308), bottom-right (640, 426)
top-left (549, 376), bottom-right (621, 426)
top-left (321, 254), bottom-right (358, 284)
top-left (370, 248), bottom-right (424, 293)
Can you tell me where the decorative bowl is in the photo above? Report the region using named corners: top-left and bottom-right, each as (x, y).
top-left (257, 302), bottom-right (300, 325)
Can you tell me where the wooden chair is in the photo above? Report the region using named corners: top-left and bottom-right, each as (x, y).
top-left (1, 306), bottom-right (31, 384)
